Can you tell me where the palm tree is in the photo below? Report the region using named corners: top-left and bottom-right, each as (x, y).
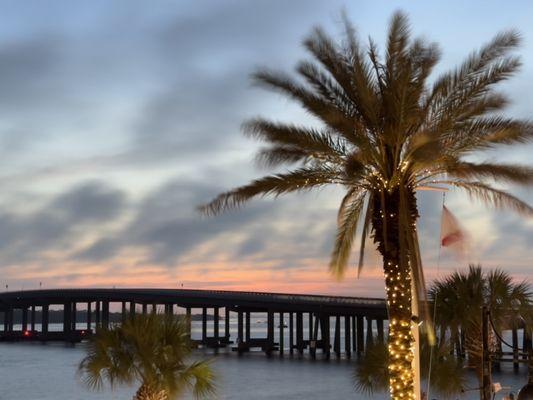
top-left (429, 265), bottom-right (531, 385)
top-left (200, 11), bottom-right (533, 399)
top-left (79, 313), bottom-right (215, 400)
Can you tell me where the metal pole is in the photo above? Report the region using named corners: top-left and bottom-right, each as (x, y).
top-left (308, 312), bottom-right (313, 342)
top-left (186, 307), bottom-right (191, 339)
top-left (225, 307), bottom-right (230, 340)
top-left (72, 302), bottom-right (77, 331)
top-left (237, 310), bottom-right (244, 349)
top-left (246, 312), bottom-right (251, 342)
top-left (334, 316), bottom-right (341, 357)
top-left (345, 316), bottom-right (351, 358)
top-left (296, 312), bottom-right (304, 354)
top-left (513, 324), bottom-right (519, 371)
top-left (481, 306), bottom-right (492, 400)
top-left (31, 305), bottom-right (36, 331)
top-left (214, 307), bottom-right (219, 341)
top-left (279, 312), bottom-right (284, 356)
top-left (202, 307), bottom-right (207, 342)
top-left (289, 312), bottom-right (294, 355)
top-left (267, 309), bottom-right (274, 355)
top-left (87, 302), bottom-right (92, 330)
top-left (121, 302), bottom-right (127, 323)
top-left (357, 315), bottom-right (364, 355)
top-left (42, 305), bottom-right (49, 334)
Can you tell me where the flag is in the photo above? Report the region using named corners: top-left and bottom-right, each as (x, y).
top-left (440, 205), bottom-right (469, 256)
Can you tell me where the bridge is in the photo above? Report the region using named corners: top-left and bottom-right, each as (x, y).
top-left (0, 288), bottom-right (388, 359)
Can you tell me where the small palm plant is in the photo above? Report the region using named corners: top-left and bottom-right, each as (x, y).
top-left (79, 313), bottom-right (215, 400)
top-left (200, 10), bottom-right (533, 399)
top-left (430, 265), bottom-right (531, 382)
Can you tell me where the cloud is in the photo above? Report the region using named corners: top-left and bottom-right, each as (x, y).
top-left (74, 237), bottom-right (121, 262)
top-left (71, 177), bottom-right (341, 270)
top-left (102, 179), bottom-right (279, 264)
top-left (0, 0), bottom-right (329, 185)
top-left (52, 181), bottom-right (125, 222)
top-left (0, 181), bottom-right (126, 266)
top-left (0, 37), bottom-right (62, 109)
top-left (128, 75), bottom-right (253, 167)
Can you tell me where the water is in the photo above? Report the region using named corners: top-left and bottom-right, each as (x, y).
top-left (0, 341), bottom-right (362, 400)
top-left (0, 320), bottom-right (529, 399)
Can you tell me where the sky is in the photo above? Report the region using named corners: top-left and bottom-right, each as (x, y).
top-left (0, 0), bottom-right (532, 297)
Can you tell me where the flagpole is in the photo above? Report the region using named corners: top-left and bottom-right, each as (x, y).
top-left (412, 186), bottom-right (448, 399)
top-left (425, 191), bottom-right (446, 400)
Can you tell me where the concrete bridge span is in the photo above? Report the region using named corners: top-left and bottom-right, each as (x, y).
top-left (0, 288), bottom-right (388, 359)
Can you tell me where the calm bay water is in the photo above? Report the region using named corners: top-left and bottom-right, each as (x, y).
top-left (0, 319), bottom-right (528, 399)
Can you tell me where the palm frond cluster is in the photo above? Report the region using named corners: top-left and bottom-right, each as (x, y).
top-left (430, 265), bottom-right (531, 377)
top-left (79, 313), bottom-right (215, 400)
top-left (201, 11), bottom-right (533, 277)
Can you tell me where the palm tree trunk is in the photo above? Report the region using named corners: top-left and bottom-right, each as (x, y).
top-left (134, 383), bottom-right (168, 400)
top-left (372, 188), bottom-right (417, 400)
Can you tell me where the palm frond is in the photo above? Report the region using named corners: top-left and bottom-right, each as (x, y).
top-left (408, 117), bottom-right (533, 165)
top-left (367, 37), bottom-right (386, 99)
top-left (353, 342), bottom-right (389, 395)
top-left (255, 145), bottom-right (310, 167)
top-left (344, 150), bottom-right (368, 182)
top-left (409, 38), bottom-right (441, 88)
top-left (252, 69), bottom-right (360, 143)
top-left (78, 327), bottom-right (136, 390)
top-left (177, 360), bottom-right (217, 399)
top-left (357, 193), bottom-right (373, 277)
top-left (457, 93), bottom-right (509, 120)
top-left (296, 60), bottom-right (362, 124)
top-left (243, 118), bottom-right (348, 160)
top-left (330, 189), bottom-right (366, 278)
top-left (303, 24), bottom-right (380, 129)
top-left (340, 11), bottom-right (381, 128)
top-left (428, 30), bottom-right (521, 109)
top-left (302, 26), bottom-right (353, 94)
top-left (452, 117), bottom-right (533, 153)
top-left (438, 180), bottom-right (533, 215)
top-left (424, 31), bottom-right (521, 148)
top-left (385, 11), bottom-right (411, 75)
top-left (446, 161), bottom-right (533, 185)
top-left (422, 342), bottom-right (467, 399)
top-left (199, 167), bottom-right (341, 216)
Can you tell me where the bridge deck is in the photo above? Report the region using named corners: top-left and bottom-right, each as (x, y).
top-left (0, 288), bottom-right (387, 316)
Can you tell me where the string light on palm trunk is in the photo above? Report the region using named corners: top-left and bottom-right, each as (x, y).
top-left (385, 260), bottom-right (416, 400)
